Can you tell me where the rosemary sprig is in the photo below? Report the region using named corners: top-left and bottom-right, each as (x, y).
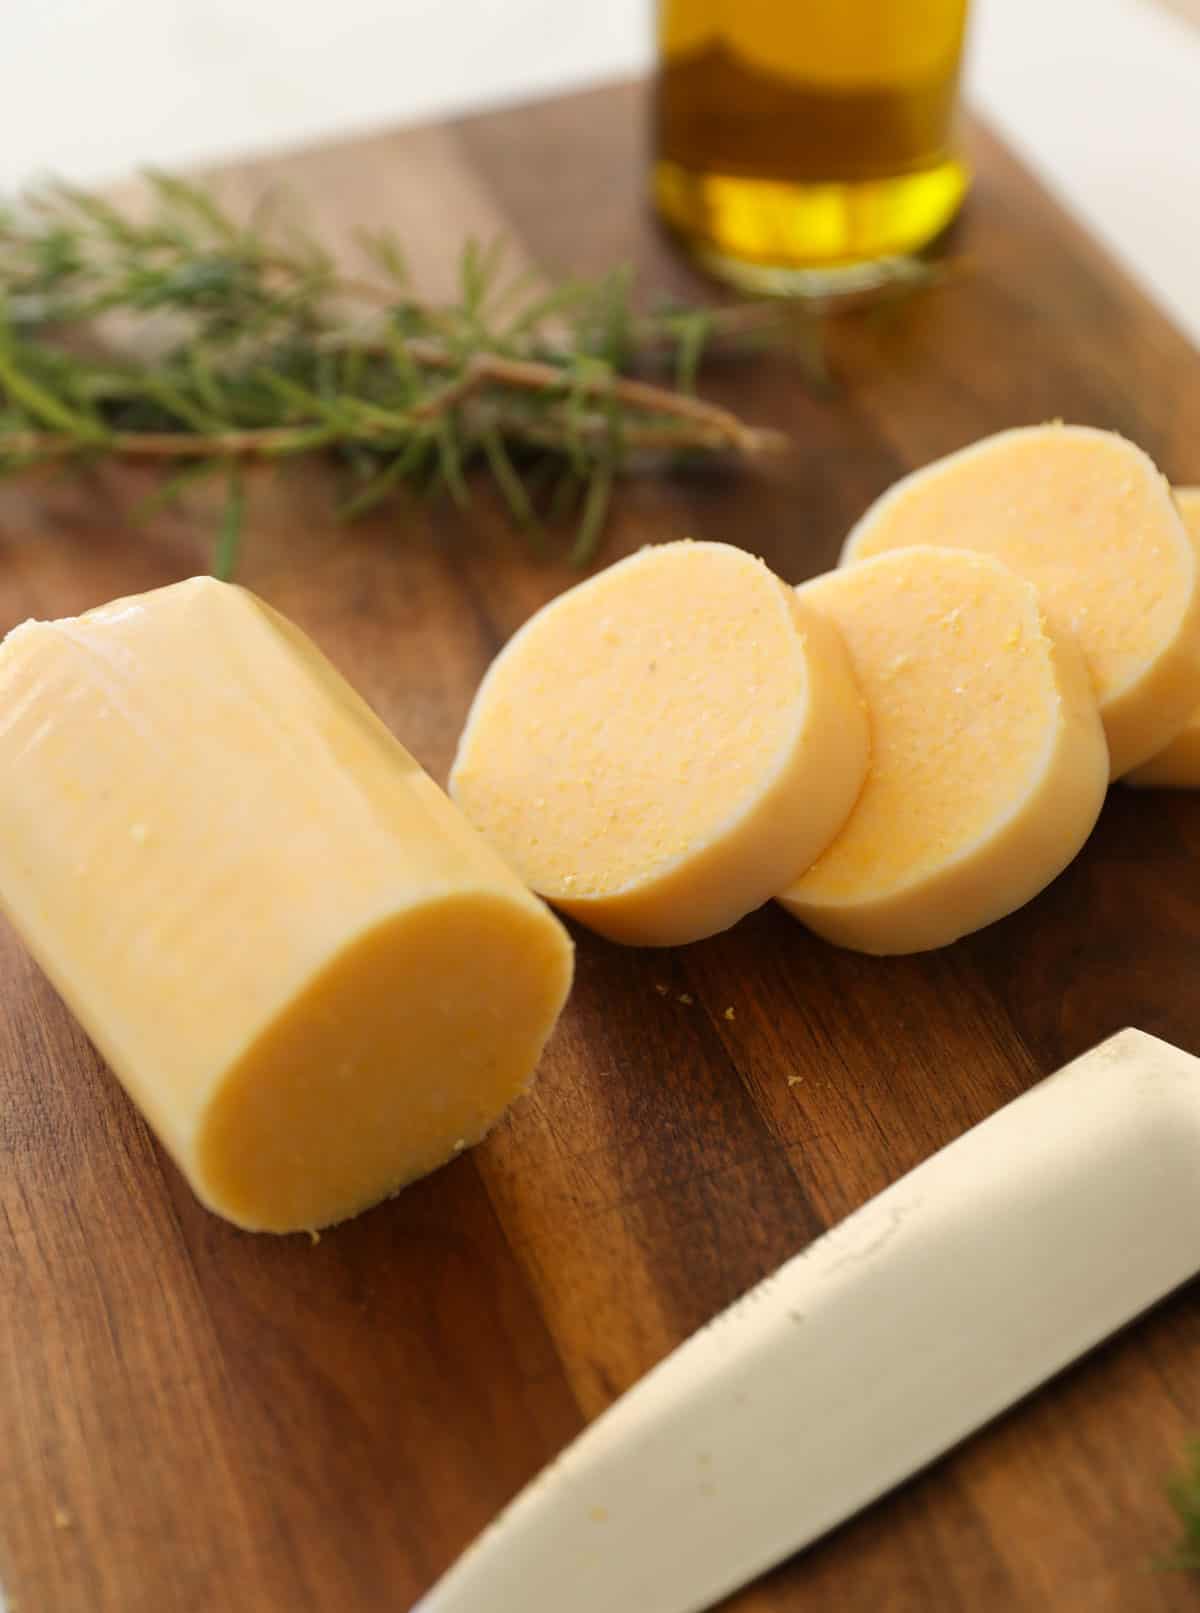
top-left (0, 173), bottom-right (787, 570)
top-left (1166, 1440), bottom-right (1200, 1575)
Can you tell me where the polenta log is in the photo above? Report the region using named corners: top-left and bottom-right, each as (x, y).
top-left (0, 578), bottom-right (573, 1233)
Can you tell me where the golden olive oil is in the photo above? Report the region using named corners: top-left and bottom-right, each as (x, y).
top-left (654, 0), bottom-right (971, 293)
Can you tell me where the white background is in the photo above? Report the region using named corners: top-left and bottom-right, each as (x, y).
top-left (3, 1), bottom-right (1199, 342)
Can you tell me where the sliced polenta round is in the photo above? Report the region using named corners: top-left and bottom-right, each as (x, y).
top-left (840, 425), bottom-right (1200, 777)
top-left (779, 548), bottom-right (1109, 955)
top-left (1124, 489), bottom-right (1200, 788)
top-left (450, 540), bottom-right (869, 947)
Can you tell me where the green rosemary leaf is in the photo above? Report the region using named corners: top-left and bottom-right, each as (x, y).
top-left (355, 226), bottom-right (409, 288)
top-left (187, 345), bottom-right (232, 423)
top-left (141, 373), bottom-right (226, 435)
top-left (256, 369), bottom-right (347, 430)
top-left (0, 340), bottom-right (106, 438)
top-left (578, 264), bottom-right (634, 369)
top-left (133, 457), bottom-right (226, 521)
top-left (263, 423), bottom-right (342, 458)
top-left (479, 424), bottom-right (543, 546)
top-left (434, 417), bottom-right (470, 509)
top-left (546, 462), bottom-right (583, 526)
top-left (381, 322), bottom-right (422, 388)
top-left (792, 315), bottom-right (834, 395)
top-left (502, 276), bottom-right (591, 342)
top-left (459, 237), bottom-right (507, 325)
top-left (315, 346), bottom-right (339, 405)
top-left (144, 169), bottom-right (243, 247)
top-left (338, 432), bottom-right (430, 520)
top-left (26, 224), bottom-right (84, 295)
top-left (1167, 1441), bottom-right (1200, 1574)
top-left (486, 266), bottom-right (549, 329)
top-left (674, 311), bottom-right (711, 396)
top-left (338, 396), bottom-right (416, 437)
top-left (338, 457), bottom-right (406, 521)
top-left (254, 369), bottom-right (318, 417)
top-left (339, 341), bottom-right (366, 398)
top-left (563, 356), bottom-right (610, 476)
top-left (213, 464), bottom-right (245, 581)
top-left (570, 460), bottom-right (613, 566)
top-left (50, 182), bottom-right (143, 247)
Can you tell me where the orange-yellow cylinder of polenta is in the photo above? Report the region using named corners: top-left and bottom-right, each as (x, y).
top-left (0, 578), bottom-right (573, 1233)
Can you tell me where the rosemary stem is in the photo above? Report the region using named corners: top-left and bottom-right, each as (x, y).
top-left (397, 340), bottom-right (777, 454)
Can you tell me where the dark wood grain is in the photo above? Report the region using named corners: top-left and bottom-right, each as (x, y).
top-left (2, 78), bottom-right (1199, 1613)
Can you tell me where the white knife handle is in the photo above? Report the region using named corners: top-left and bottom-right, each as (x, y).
top-left (418, 1029), bottom-right (1200, 1613)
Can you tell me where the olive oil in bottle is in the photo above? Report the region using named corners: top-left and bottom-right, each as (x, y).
top-left (654, 0), bottom-right (971, 294)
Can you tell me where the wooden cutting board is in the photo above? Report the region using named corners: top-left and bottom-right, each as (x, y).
top-left (2, 79), bottom-right (1199, 1613)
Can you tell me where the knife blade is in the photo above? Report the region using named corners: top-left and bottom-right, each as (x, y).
top-left (417, 1028), bottom-right (1200, 1613)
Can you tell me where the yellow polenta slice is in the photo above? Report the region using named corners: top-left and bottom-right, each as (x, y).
top-left (1125, 489), bottom-right (1200, 788)
top-left (840, 425), bottom-right (1200, 778)
top-left (450, 540), bottom-right (869, 946)
top-left (779, 548), bottom-right (1109, 955)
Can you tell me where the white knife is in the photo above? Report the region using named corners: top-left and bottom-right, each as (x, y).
top-left (417, 1029), bottom-right (1200, 1613)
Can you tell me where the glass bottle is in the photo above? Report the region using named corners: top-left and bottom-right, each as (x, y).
top-left (654, 0), bottom-right (971, 296)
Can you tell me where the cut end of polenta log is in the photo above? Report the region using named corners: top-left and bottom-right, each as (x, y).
top-left (779, 547), bottom-right (1110, 955)
top-left (0, 577), bottom-right (573, 1234)
top-left (840, 425), bottom-right (1200, 778)
top-left (1124, 489), bottom-right (1200, 789)
top-left (450, 540), bottom-right (869, 947)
